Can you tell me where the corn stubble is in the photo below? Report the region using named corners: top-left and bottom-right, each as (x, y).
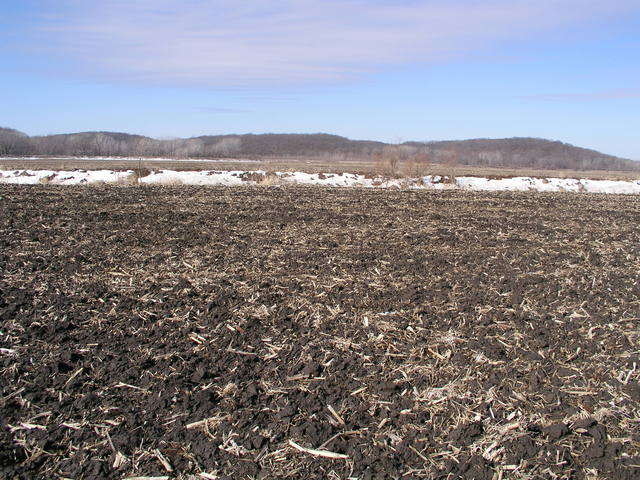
top-left (1, 184), bottom-right (639, 479)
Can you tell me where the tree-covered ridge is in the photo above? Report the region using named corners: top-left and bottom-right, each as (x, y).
top-left (1, 128), bottom-right (637, 172)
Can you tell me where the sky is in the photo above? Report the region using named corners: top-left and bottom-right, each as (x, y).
top-left (1, 0), bottom-right (639, 159)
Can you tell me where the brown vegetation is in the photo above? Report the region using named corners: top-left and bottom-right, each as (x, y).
top-left (3, 155), bottom-right (639, 182)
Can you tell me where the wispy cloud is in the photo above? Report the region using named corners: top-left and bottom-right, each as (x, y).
top-left (12, 0), bottom-right (640, 87)
top-left (521, 87), bottom-right (640, 101)
top-left (198, 106), bottom-right (248, 114)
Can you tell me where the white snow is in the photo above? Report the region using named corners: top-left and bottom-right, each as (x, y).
top-left (1, 168), bottom-right (639, 194)
top-left (452, 176), bottom-right (640, 194)
top-left (0, 169), bottom-right (136, 185)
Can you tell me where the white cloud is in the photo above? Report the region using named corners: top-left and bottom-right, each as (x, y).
top-left (21, 0), bottom-right (640, 87)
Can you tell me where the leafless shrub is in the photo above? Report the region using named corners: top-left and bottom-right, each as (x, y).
top-left (240, 172), bottom-right (267, 183)
top-left (38, 173), bottom-right (57, 184)
top-left (374, 147), bottom-right (403, 178)
top-left (258, 172), bottom-right (282, 186)
top-left (116, 172), bottom-right (140, 185)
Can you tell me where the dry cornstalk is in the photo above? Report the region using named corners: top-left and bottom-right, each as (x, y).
top-left (123, 477), bottom-right (170, 480)
top-left (112, 451), bottom-right (127, 469)
top-left (63, 367), bottom-right (83, 387)
top-left (154, 449), bottom-right (173, 472)
top-left (288, 439), bottom-right (349, 459)
top-left (327, 404), bottom-right (345, 425)
top-left (186, 416), bottom-right (227, 430)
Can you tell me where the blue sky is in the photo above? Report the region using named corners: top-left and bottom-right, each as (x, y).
top-left (2, 0), bottom-right (639, 159)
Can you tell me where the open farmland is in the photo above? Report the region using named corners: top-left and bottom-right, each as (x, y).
top-left (2, 156), bottom-right (640, 181)
top-left (1, 185), bottom-right (640, 479)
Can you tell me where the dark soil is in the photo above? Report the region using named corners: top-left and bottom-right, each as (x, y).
top-left (1, 185), bottom-right (639, 479)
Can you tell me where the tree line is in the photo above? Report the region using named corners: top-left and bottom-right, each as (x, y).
top-left (1, 127), bottom-right (638, 172)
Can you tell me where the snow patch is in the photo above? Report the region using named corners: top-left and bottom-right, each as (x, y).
top-left (1, 169), bottom-right (639, 194)
top-left (0, 169), bottom-right (135, 185)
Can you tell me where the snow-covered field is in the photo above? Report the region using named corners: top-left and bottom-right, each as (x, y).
top-left (1, 168), bottom-right (640, 194)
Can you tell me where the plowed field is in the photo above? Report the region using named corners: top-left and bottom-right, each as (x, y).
top-left (1, 185), bottom-right (639, 479)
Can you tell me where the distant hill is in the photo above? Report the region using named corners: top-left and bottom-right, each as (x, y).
top-left (1, 127), bottom-right (638, 172)
top-left (194, 133), bottom-right (385, 156)
top-left (404, 137), bottom-right (640, 171)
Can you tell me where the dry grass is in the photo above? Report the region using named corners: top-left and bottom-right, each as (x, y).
top-left (257, 172), bottom-right (282, 186)
top-left (2, 155), bottom-right (639, 181)
top-left (116, 172), bottom-right (140, 185)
